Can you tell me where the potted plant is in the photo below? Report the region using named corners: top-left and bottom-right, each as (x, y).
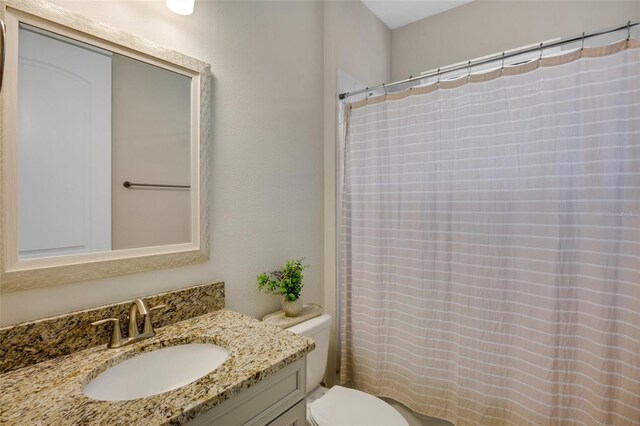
top-left (257, 258), bottom-right (308, 317)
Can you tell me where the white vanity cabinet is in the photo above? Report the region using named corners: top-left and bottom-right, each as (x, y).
top-left (187, 357), bottom-right (307, 426)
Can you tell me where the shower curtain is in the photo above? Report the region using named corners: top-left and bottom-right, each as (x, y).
top-left (340, 39), bottom-right (640, 425)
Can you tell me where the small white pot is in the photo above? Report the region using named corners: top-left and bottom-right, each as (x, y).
top-left (282, 297), bottom-right (303, 317)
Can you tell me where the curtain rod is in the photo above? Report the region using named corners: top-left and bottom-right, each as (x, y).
top-left (338, 20), bottom-right (639, 101)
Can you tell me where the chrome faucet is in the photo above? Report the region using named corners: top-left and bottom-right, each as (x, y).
top-left (92, 299), bottom-right (166, 349)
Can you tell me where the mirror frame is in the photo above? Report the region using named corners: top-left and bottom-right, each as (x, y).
top-left (0, 0), bottom-right (211, 292)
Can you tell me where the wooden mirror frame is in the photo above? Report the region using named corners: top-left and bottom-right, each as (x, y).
top-left (0, 0), bottom-right (211, 292)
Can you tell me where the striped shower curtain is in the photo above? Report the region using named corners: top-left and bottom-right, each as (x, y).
top-left (340, 39), bottom-right (640, 425)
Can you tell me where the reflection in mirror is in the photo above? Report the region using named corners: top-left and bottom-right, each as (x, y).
top-left (1, 0), bottom-right (209, 290)
top-left (17, 24), bottom-right (191, 260)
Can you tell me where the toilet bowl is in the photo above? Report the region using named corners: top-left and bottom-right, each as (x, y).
top-left (287, 314), bottom-right (409, 426)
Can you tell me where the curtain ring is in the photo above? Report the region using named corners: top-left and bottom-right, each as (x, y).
top-left (436, 68), bottom-right (441, 87)
top-left (628, 20), bottom-right (632, 41)
top-left (382, 83), bottom-right (387, 97)
top-left (501, 52), bottom-right (505, 72)
top-left (538, 42), bottom-right (544, 63)
top-left (467, 61), bottom-right (471, 79)
top-left (581, 32), bottom-right (585, 52)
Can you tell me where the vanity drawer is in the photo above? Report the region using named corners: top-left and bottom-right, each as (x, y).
top-left (188, 357), bottom-right (306, 426)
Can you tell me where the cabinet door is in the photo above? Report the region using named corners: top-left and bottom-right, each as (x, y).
top-left (17, 25), bottom-right (112, 259)
top-left (186, 358), bottom-right (306, 426)
top-left (267, 399), bottom-right (306, 426)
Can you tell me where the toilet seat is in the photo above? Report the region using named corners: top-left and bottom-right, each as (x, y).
top-left (308, 386), bottom-right (409, 426)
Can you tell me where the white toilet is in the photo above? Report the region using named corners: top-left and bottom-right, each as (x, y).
top-left (287, 314), bottom-right (409, 426)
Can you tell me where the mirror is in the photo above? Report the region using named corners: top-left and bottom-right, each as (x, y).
top-left (18, 24), bottom-right (192, 259)
top-left (1, 0), bottom-right (211, 291)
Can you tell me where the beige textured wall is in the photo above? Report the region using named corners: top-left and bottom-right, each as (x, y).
top-left (323, 0), bottom-right (391, 385)
top-left (391, 0), bottom-right (640, 81)
top-left (1, 0), bottom-right (324, 325)
top-left (111, 54), bottom-right (191, 250)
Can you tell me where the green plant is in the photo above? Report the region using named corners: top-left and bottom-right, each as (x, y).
top-left (257, 258), bottom-right (308, 301)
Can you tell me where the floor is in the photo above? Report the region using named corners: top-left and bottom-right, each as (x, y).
top-left (340, 381), bottom-right (453, 426)
top-left (382, 398), bottom-right (453, 426)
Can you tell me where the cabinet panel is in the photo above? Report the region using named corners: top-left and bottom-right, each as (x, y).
top-left (267, 399), bottom-right (306, 426)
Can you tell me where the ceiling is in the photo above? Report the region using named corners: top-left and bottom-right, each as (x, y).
top-left (361, 0), bottom-right (474, 30)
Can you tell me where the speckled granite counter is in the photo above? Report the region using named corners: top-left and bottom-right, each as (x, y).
top-left (0, 309), bottom-right (314, 425)
top-left (0, 281), bottom-right (226, 373)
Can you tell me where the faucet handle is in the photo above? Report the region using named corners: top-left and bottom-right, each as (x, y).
top-left (150, 304), bottom-right (167, 312)
top-left (141, 304), bottom-right (167, 335)
top-left (91, 318), bottom-right (123, 349)
top-left (91, 318), bottom-right (119, 326)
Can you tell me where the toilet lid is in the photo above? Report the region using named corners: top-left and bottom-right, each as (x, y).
top-left (308, 386), bottom-right (409, 426)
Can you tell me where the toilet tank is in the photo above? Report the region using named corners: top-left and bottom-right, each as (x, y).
top-left (287, 314), bottom-right (331, 393)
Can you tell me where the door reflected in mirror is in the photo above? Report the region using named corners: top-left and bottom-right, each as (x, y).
top-left (17, 24), bottom-right (192, 260)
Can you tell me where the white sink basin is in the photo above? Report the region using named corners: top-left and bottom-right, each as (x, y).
top-left (83, 343), bottom-right (229, 401)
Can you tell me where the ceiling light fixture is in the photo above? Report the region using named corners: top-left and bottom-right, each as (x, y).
top-left (166, 0), bottom-right (195, 16)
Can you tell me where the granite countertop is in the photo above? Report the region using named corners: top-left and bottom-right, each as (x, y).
top-left (0, 309), bottom-right (315, 425)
